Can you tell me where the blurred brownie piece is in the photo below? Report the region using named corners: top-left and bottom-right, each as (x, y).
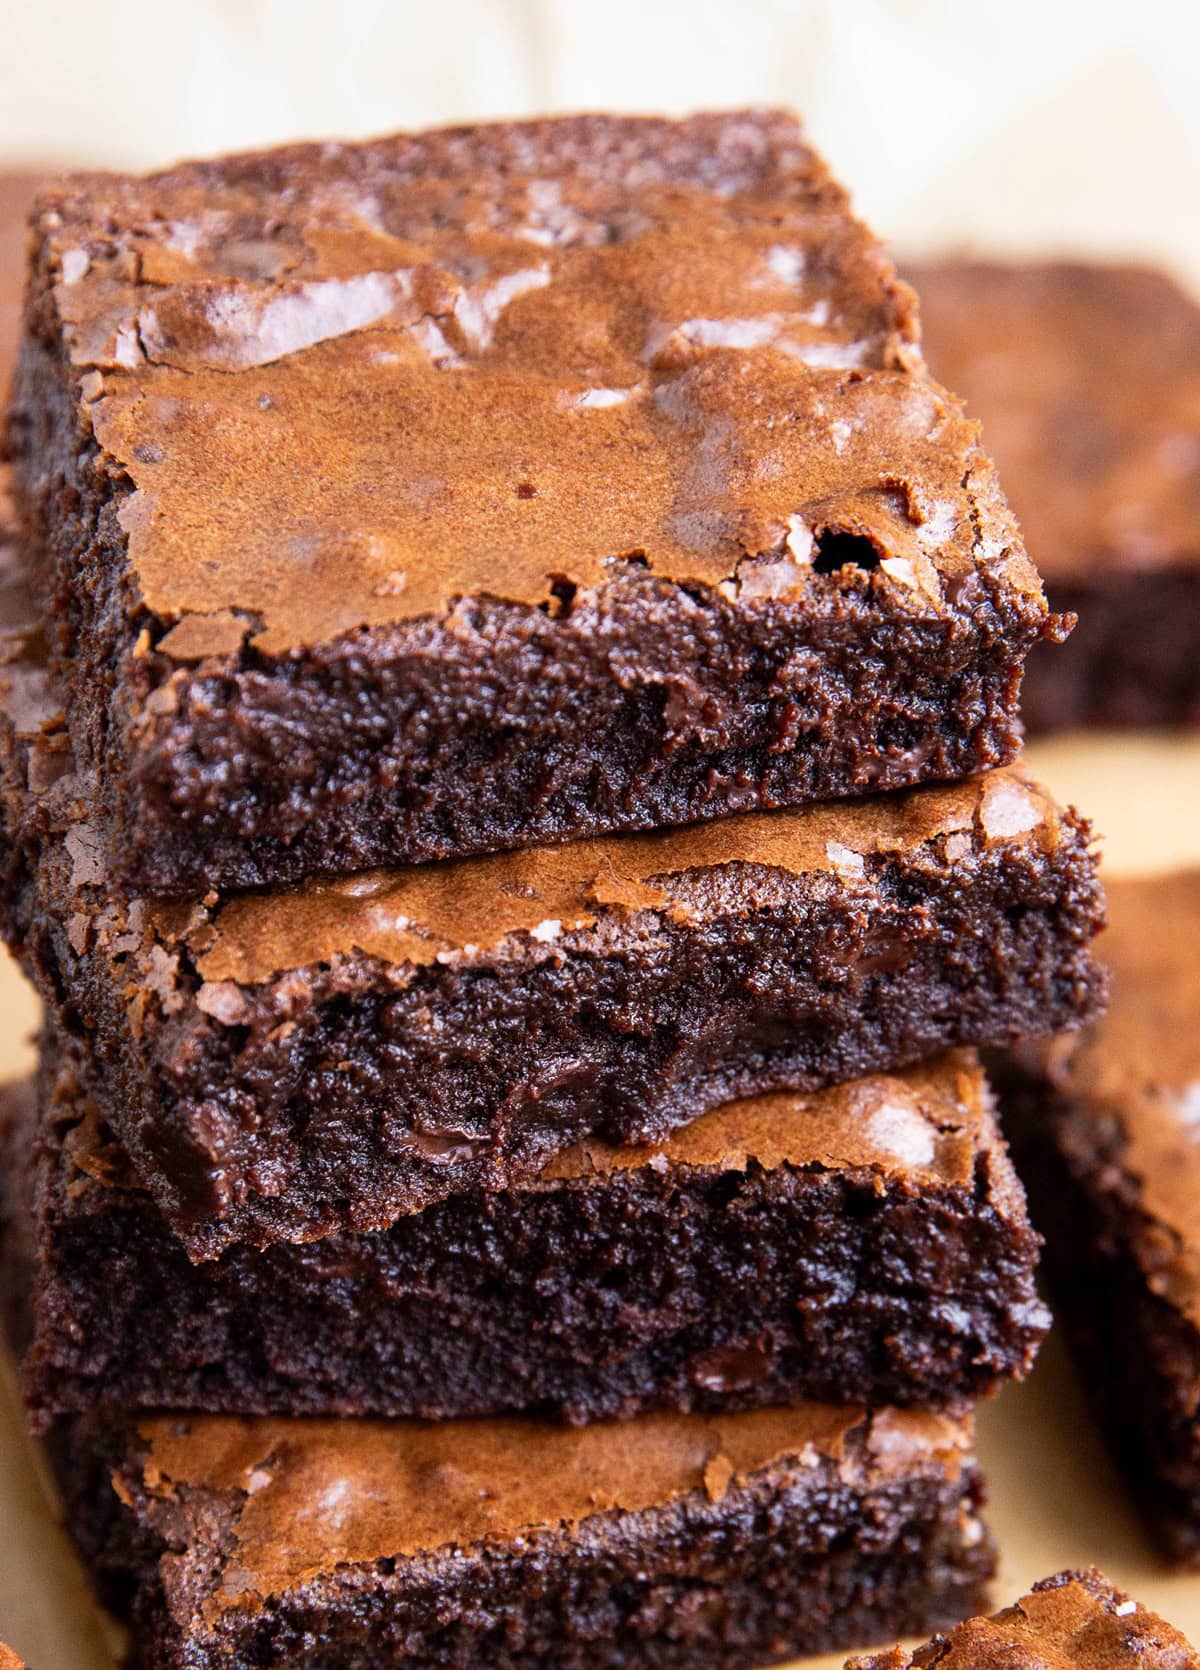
top-left (0, 1040), bottom-right (1048, 1429)
top-left (49, 1403), bottom-right (994, 1669)
top-left (1003, 870), bottom-right (1200, 1562)
top-left (849, 1567), bottom-right (1199, 1670)
top-left (9, 113), bottom-right (1061, 895)
top-left (912, 261), bottom-right (1200, 730)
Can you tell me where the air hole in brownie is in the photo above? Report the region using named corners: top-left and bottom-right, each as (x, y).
top-left (515, 480), bottom-right (538, 499)
top-left (544, 577), bottom-right (577, 619)
top-left (813, 529), bottom-right (881, 575)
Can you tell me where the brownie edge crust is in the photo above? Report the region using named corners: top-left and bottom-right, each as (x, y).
top-left (11, 110), bottom-right (1061, 895)
top-left (847, 1567), bottom-right (1200, 1670)
top-left (1, 1042), bottom-right (1050, 1429)
top-left (50, 1404), bottom-right (995, 1670)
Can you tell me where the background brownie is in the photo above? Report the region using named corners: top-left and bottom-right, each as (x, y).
top-left (9, 111), bottom-right (1062, 896)
top-left (911, 261), bottom-right (1200, 731)
top-left (849, 1567), bottom-right (1200, 1670)
top-left (0, 1041), bottom-right (1048, 1428)
top-left (0, 626), bottom-right (1107, 1256)
top-left (1001, 870), bottom-right (1200, 1564)
top-left (49, 1403), bottom-right (995, 1669)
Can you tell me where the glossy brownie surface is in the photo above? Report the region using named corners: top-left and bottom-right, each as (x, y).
top-left (11, 113), bottom-right (1059, 891)
top-left (51, 1402), bottom-right (995, 1668)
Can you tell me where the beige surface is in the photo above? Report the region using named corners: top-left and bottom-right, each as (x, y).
top-left (2, 2), bottom-right (1199, 291)
top-left (1, 731), bottom-right (1199, 1665)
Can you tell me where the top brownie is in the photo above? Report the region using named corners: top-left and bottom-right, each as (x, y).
top-left (10, 112), bottom-right (1058, 895)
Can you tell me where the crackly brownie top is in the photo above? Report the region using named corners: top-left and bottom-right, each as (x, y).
top-left (127, 1403), bottom-right (973, 1619)
top-left (912, 261), bottom-right (1200, 582)
top-left (1039, 869), bottom-right (1200, 1326)
top-left (850, 1567), bottom-right (1198, 1670)
top-left (22, 1047), bottom-right (1009, 1204)
top-left (51, 754), bottom-right (1065, 994)
top-left (27, 111), bottom-right (1043, 659)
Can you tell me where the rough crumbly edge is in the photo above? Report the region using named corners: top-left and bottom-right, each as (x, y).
top-left (0, 1041), bottom-right (1049, 1429)
top-left (48, 1412), bottom-right (996, 1670)
top-left (10, 149), bottom-right (1060, 895)
top-left (0, 767), bottom-right (1108, 1258)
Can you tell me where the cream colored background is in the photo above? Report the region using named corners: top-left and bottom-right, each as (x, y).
top-left (1, 0), bottom-right (1200, 285)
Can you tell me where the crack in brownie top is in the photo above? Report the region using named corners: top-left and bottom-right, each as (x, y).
top-left (28, 110), bottom-right (1044, 657)
top-left (1037, 870), bottom-right (1200, 1328)
top-left (132, 1404), bottom-right (972, 1617)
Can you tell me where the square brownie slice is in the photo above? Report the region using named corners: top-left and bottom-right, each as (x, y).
top-left (0, 623), bottom-right (1106, 1257)
top-left (1001, 870), bottom-right (1200, 1563)
top-left (910, 261), bottom-right (1200, 731)
top-left (10, 112), bottom-right (1062, 896)
top-left (848, 1567), bottom-right (1199, 1670)
top-left (0, 1037), bottom-right (1048, 1429)
top-left (48, 1403), bottom-right (994, 1669)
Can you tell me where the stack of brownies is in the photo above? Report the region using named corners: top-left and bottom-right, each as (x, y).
top-left (0, 112), bottom-right (1107, 1668)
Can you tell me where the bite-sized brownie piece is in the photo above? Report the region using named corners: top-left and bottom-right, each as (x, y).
top-left (0, 630), bottom-right (1106, 1258)
top-left (1001, 870), bottom-right (1200, 1564)
top-left (848, 1567), bottom-right (1199, 1670)
top-left (0, 1035), bottom-right (1049, 1430)
top-left (49, 1402), bottom-right (995, 1669)
top-left (910, 261), bottom-right (1200, 731)
top-left (9, 112), bottom-right (1063, 897)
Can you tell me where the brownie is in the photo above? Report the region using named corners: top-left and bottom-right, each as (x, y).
top-left (0, 614), bottom-right (1106, 1256)
top-left (1, 1032), bottom-right (1049, 1429)
top-left (848, 1567), bottom-right (1199, 1670)
top-left (1000, 870), bottom-right (1200, 1563)
top-left (910, 261), bottom-right (1200, 731)
top-left (0, 1650), bottom-right (24, 1670)
top-left (0, 176), bottom-right (39, 385)
top-left (8, 112), bottom-right (1065, 897)
top-left (47, 1402), bottom-right (995, 1669)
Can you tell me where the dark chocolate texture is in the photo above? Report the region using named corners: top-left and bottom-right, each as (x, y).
top-left (0, 630), bottom-right (1107, 1257)
top-left (1002, 870), bottom-right (1200, 1563)
top-left (911, 261), bottom-right (1200, 730)
top-left (10, 112), bottom-right (1060, 894)
top-left (0, 1040), bottom-right (1048, 1428)
top-left (47, 1402), bottom-right (995, 1669)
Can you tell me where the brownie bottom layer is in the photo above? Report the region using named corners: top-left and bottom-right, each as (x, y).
top-left (1004, 1074), bottom-right (1200, 1564)
top-left (1020, 569), bottom-right (1200, 731)
top-left (50, 1414), bottom-right (995, 1670)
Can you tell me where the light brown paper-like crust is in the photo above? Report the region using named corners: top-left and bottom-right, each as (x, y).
top-left (29, 111), bottom-right (1043, 660)
top-left (134, 1404), bottom-right (971, 1619)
